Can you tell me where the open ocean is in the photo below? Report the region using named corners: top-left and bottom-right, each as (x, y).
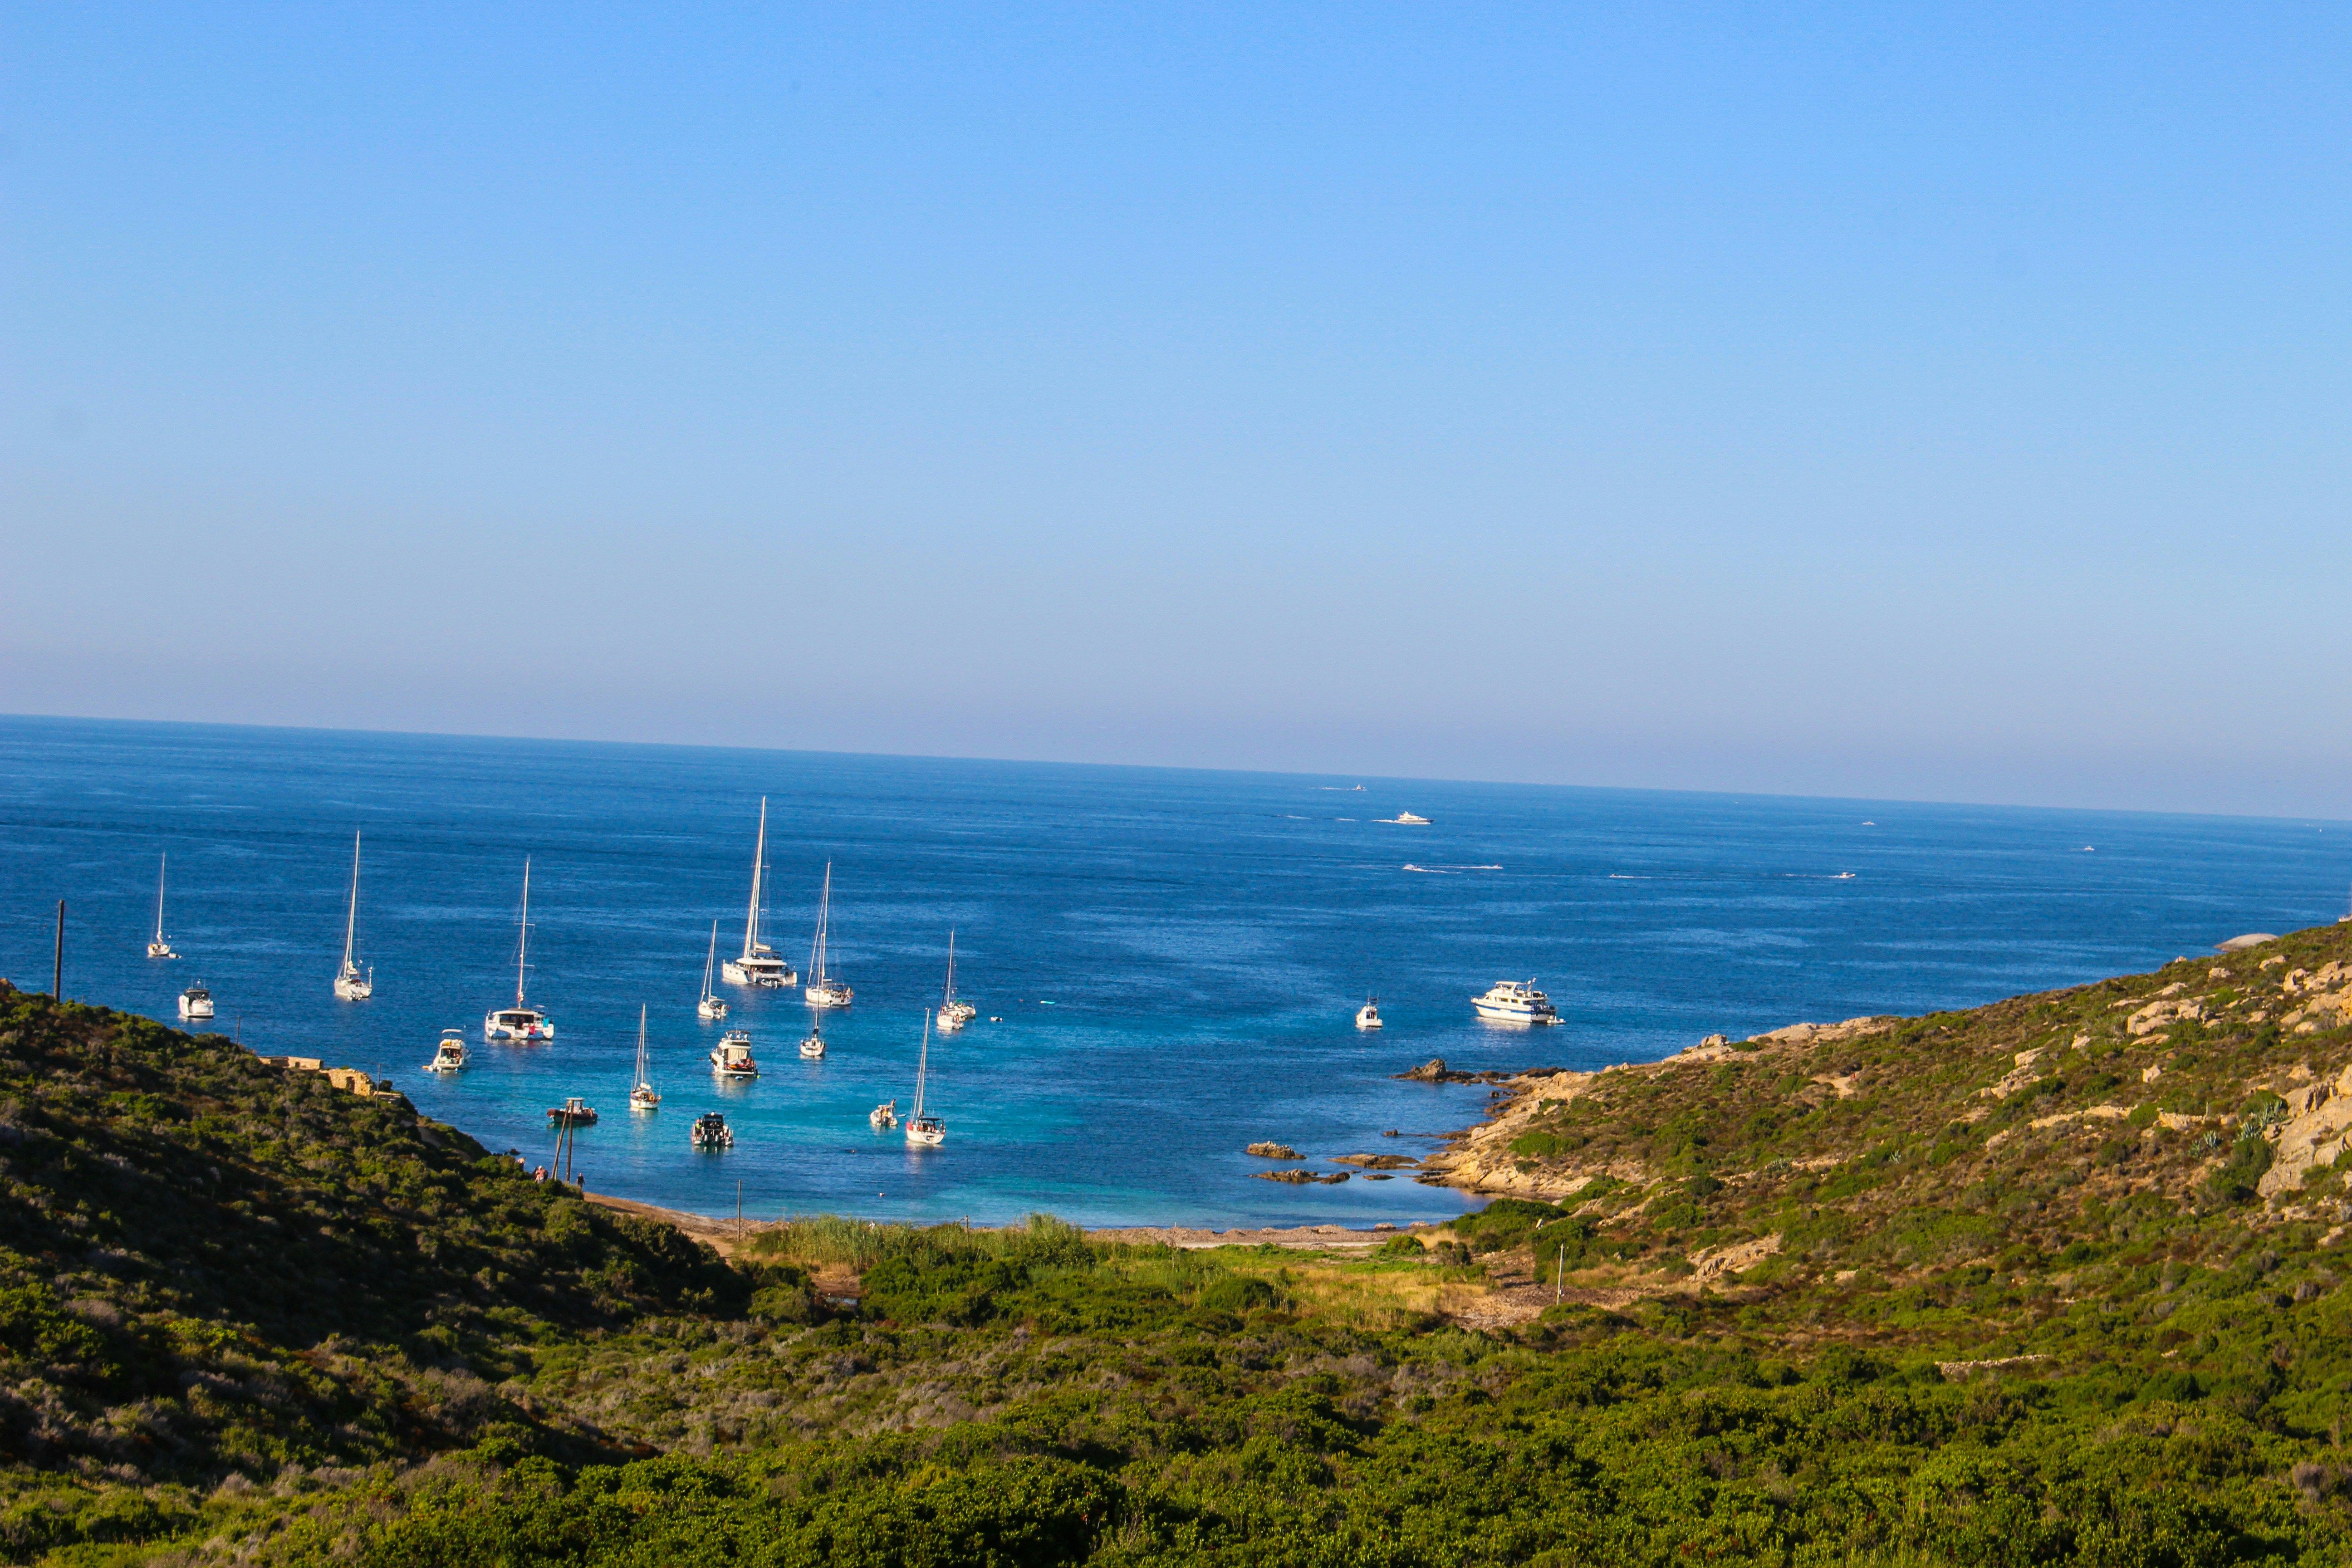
top-left (2, 715), bottom-right (2346, 1228)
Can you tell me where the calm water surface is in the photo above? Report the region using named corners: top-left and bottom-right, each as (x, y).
top-left (2, 716), bottom-right (2345, 1226)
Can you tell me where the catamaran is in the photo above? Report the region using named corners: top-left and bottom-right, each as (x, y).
top-left (484, 858), bottom-right (554, 1042)
top-left (936, 930), bottom-right (975, 1030)
top-left (803, 862), bottom-right (852, 1009)
top-left (720, 799), bottom-right (798, 989)
top-left (711, 1029), bottom-right (759, 1079)
top-left (904, 1011), bottom-right (945, 1147)
top-left (697, 921), bottom-right (728, 1021)
top-left (1471, 979), bottom-right (1558, 1024)
top-left (333, 830), bottom-right (373, 1000)
top-left (146, 854), bottom-right (178, 959)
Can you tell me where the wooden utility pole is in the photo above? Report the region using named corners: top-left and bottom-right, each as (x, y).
top-left (53, 901), bottom-right (64, 999)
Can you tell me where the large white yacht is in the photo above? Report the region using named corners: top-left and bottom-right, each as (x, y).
top-left (484, 858), bottom-right (554, 1042)
top-left (711, 1030), bottom-right (759, 1079)
top-left (177, 981), bottom-right (214, 1021)
top-left (802, 862), bottom-right (852, 1009)
top-left (720, 799), bottom-right (798, 989)
top-left (1471, 979), bottom-right (1558, 1024)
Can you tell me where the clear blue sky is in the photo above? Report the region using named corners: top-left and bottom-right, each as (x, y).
top-left (5, 5), bottom-right (2348, 816)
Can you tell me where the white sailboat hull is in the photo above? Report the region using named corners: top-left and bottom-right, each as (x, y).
top-left (804, 982), bottom-right (853, 1009)
top-left (697, 996), bottom-right (729, 1021)
top-left (335, 965), bottom-right (373, 1001)
top-left (905, 1118), bottom-right (945, 1147)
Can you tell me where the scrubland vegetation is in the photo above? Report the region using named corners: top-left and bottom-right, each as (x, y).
top-left (5, 924), bottom-right (2352, 1563)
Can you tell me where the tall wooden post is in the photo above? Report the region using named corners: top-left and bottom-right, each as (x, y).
top-left (53, 901), bottom-right (64, 999)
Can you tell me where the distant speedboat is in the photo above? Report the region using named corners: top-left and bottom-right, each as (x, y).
top-left (1355, 995), bottom-right (1383, 1030)
top-left (904, 1011), bottom-right (945, 1147)
top-left (424, 1030), bottom-right (468, 1073)
top-left (333, 830), bottom-right (374, 1000)
top-left (802, 861), bottom-right (852, 1008)
top-left (720, 798), bottom-right (797, 989)
top-left (547, 1096), bottom-right (598, 1126)
top-left (1472, 979), bottom-right (1558, 1024)
top-left (696, 921), bottom-right (728, 1021)
top-left (629, 1005), bottom-right (659, 1111)
top-left (177, 982), bottom-right (214, 1021)
top-left (147, 854), bottom-right (178, 960)
top-left (936, 930), bottom-right (975, 1030)
top-left (711, 1029), bottom-right (759, 1078)
top-left (1384, 812), bottom-right (1432, 825)
top-left (869, 1098), bottom-right (898, 1131)
top-left (691, 1111), bottom-right (733, 1150)
top-left (484, 858), bottom-right (554, 1042)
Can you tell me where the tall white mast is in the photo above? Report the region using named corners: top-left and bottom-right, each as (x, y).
top-left (810, 862), bottom-right (832, 985)
top-left (702, 920), bottom-right (719, 1003)
top-left (341, 831), bottom-right (363, 972)
top-left (516, 857), bottom-right (532, 1009)
top-left (942, 929), bottom-right (956, 1009)
top-left (911, 1010), bottom-right (931, 1121)
top-left (634, 1004), bottom-right (649, 1091)
top-left (153, 854), bottom-right (167, 946)
top-left (742, 798), bottom-right (767, 961)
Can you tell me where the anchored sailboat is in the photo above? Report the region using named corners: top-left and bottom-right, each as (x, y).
top-left (804, 862), bottom-right (852, 1008)
top-left (905, 1010), bottom-right (945, 1147)
top-left (697, 921), bottom-right (729, 1020)
top-left (630, 1005), bottom-right (659, 1111)
top-left (333, 831), bottom-right (373, 1000)
top-left (720, 799), bottom-right (797, 989)
top-left (147, 855), bottom-right (177, 959)
top-left (484, 858), bottom-right (554, 1041)
top-left (936, 930), bottom-right (975, 1030)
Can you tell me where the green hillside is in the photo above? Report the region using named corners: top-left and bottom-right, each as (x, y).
top-left (4, 920), bottom-right (2352, 1566)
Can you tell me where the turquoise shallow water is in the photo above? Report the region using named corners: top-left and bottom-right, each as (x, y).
top-left (2, 715), bottom-right (2346, 1227)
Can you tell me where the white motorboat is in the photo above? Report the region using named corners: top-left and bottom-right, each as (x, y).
top-left (696, 921), bottom-right (728, 1021)
top-left (484, 858), bottom-right (554, 1042)
top-left (146, 854), bottom-right (178, 960)
top-left (711, 1029), bottom-right (759, 1079)
top-left (1355, 995), bottom-right (1383, 1030)
top-left (802, 861), bottom-right (852, 1008)
top-left (904, 1011), bottom-right (945, 1147)
top-left (1472, 979), bottom-right (1558, 1024)
top-left (799, 1025), bottom-right (826, 1059)
top-left (691, 1112), bottom-right (733, 1150)
top-left (869, 1098), bottom-right (898, 1131)
top-left (936, 929), bottom-right (975, 1030)
top-left (424, 1030), bottom-right (468, 1073)
top-left (629, 1005), bottom-right (660, 1111)
top-left (1382, 812), bottom-right (1432, 825)
top-left (720, 799), bottom-right (798, 989)
top-left (177, 982), bottom-right (214, 1021)
top-left (333, 830), bottom-right (374, 1000)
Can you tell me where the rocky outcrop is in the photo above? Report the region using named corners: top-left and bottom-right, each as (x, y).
top-left (2257, 1063), bottom-right (2352, 1198)
top-left (1394, 1058), bottom-right (1549, 1085)
top-left (1332, 1153), bottom-right (1420, 1169)
top-left (1687, 1232), bottom-right (1782, 1283)
top-left (1245, 1142), bottom-right (1300, 1159)
top-left (1252, 1168), bottom-right (1350, 1185)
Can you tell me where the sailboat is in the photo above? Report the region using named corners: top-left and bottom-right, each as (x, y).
top-left (629, 1005), bottom-right (659, 1111)
top-left (803, 862), bottom-right (852, 1008)
top-left (484, 858), bottom-right (554, 1042)
top-left (333, 830), bottom-right (374, 1000)
top-left (146, 855), bottom-right (178, 959)
top-left (720, 799), bottom-right (797, 989)
top-left (697, 921), bottom-right (728, 1020)
top-left (936, 930), bottom-right (975, 1030)
top-left (904, 1010), bottom-right (945, 1147)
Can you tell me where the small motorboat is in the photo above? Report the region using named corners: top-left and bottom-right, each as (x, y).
top-left (1355, 996), bottom-right (1383, 1030)
top-left (423, 1030), bottom-right (468, 1073)
top-left (547, 1096), bottom-right (598, 1127)
top-left (178, 983), bottom-right (214, 1021)
top-left (869, 1098), bottom-right (898, 1131)
top-left (712, 1030), bottom-right (759, 1078)
top-left (691, 1111), bottom-right (733, 1150)
top-left (799, 1026), bottom-right (826, 1060)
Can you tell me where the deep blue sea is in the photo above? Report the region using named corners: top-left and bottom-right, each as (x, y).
top-left (2, 715), bottom-right (2346, 1227)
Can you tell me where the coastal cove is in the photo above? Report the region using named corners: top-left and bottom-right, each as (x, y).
top-left (2, 714), bottom-right (2346, 1229)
